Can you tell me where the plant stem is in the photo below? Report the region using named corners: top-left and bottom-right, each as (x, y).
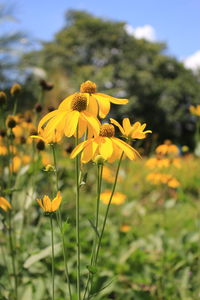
top-left (50, 215), bottom-right (55, 300)
top-left (83, 164), bottom-right (103, 300)
top-left (75, 127), bottom-right (81, 300)
top-left (51, 144), bottom-right (72, 300)
top-left (94, 152), bottom-right (124, 266)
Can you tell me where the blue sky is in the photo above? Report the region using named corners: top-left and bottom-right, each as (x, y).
top-left (4, 0), bottom-right (200, 69)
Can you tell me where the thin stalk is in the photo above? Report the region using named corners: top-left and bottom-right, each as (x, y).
top-left (51, 144), bottom-right (72, 300)
top-left (75, 126), bottom-right (81, 300)
top-left (12, 97), bottom-right (18, 115)
top-left (94, 152), bottom-right (124, 265)
top-left (50, 215), bottom-right (55, 300)
top-left (83, 164), bottom-right (103, 300)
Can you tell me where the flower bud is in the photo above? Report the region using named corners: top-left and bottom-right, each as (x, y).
top-left (35, 103), bottom-right (43, 113)
top-left (0, 91), bottom-right (7, 106)
top-left (6, 116), bottom-right (16, 129)
top-left (10, 83), bottom-right (21, 96)
top-left (36, 140), bottom-right (45, 151)
top-left (43, 164), bottom-right (55, 172)
top-left (39, 79), bottom-right (54, 91)
top-left (93, 155), bottom-right (105, 165)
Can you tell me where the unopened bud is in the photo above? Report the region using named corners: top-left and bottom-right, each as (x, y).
top-left (10, 83), bottom-right (21, 96)
top-left (93, 155), bottom-right (105, 165)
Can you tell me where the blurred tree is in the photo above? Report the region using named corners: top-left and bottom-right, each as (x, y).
top-left (23, 10), bottom-right (200, 146)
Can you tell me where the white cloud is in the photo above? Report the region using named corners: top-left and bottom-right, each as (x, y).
top-left (125, 24), bottom-right (156, 42)
top-left (183, 50), bottom-right (200, 71)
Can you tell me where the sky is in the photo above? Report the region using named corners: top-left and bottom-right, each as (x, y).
top-left (3, 0), bottom-right (200, 70)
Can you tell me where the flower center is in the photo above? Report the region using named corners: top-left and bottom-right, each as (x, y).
top-left (99, 124), bottom-right (115, 137)
top-left (71, 93), bottom-right (87, 112)
top-left (80, 80), bottom-right (97, 94)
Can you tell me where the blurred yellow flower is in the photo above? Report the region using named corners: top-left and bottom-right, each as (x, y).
top-left (168, 178), bottom-right (180, 188)
top-left (146, 157), bottom-right (170, 169)
top-left (37, 192), bottom-right (62, 212)
top-left (100, 190), bottom-right (126, 205)
top-left (156, 141), bottom-right (179, 155)
top-left (39, 93), bottom-right (100, 139)
top-left (71, 123), bottom-right (140, 163)
top-left (31, 127), bottom-right (62, 144)
top-left (0, 145), bottom-right (7, 155)
top-left (22, 155), bottom-right (31, 165)
top-left (120, 225), bottom-right (131, 232)
top-left (110, 118), bottom-right (151, 139)
top-left (190, 105), bottom-right (200, 117)
top-left (0, 197), bottom-right (12, 211)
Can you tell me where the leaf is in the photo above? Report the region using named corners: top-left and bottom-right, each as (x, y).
top-left (87, 265), bottom-right (98, 274)
top-left (88, 219), bottom-right (99, 238)
top-left (23, 243), bottom-right (61, 269)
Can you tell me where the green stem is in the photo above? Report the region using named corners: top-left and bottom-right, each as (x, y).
top-left (12, 96), bottom-right (18, 115)
top-left (50, 215), bottom-right (55, 300)
top-left (75, 126), bottom-right (81, 300)
top-left (83, 164), bottom-right (103, 300)
top-left (51, 144), bottom-right (72, 300)
top-left (94, 152), bottom-right (124, 265)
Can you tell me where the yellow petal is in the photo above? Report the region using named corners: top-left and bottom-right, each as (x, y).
top-left (99, 137), bottom-right (113, 159)
top-left (43, 195), bottom-right (52, 212)
top-left (93, 95), bottom-right (110, 118)
top-left (51, 191), bottom-right (62, 211)
top-left (31, 135), bottom-right (46, 143)
top-left (64, 110), bottom-right (80, 137)
top-left (81, 140), bottom-right (99, 163)
top-left (87, 95), bottom-right (98, 116)
top-left (112, 137), bottom-right (140, 160)
top-left (0, 197), bottom-right (12, 211)
top-left (95, 93), bottom-right (128, 105)
top-left (70, 140), bottom-right (92, 159)
top-left (38, 110), bottom-right (58, 131)
top-left (81, 111), bottom-right (100, 136)
top-left (122, 118), bottom-right (132, 135)
top-left (58, 94), bottom-right (76, 110)
top-left (110, 118), bottom-right (125, 135)
top-left (37, 198), bottom-right (45, 211)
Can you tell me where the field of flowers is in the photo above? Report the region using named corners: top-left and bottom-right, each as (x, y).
top-left (1, 81), bottom-right (200, 300)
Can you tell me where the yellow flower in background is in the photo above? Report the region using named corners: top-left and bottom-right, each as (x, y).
top-left (0, 145), bottom-right (7, 155)
top-left (41, 152), bottom-right (51, 166)
top-left (38, 93), bottom-right (100, 139)
top-left (0, 197), bottom-right (12, 211)
top-left (110, 118), bottom-right (152, 140)
top-left (190, 105), bottom-right (200, 117)
top-left (31, 127), bottom-right (62, 144)
top-left (10, 156), bottom-right (21, 173)
top-left (70, 123), bottom-right (140, 163)
top-left (37, 192), bottom-right (62, 212)
top-left (146, 158), bottom-right (170, 169)
top-left (156, 140), bottom-right (179, 156)
top-left (100, 190), bottom-right (126, 205)
top-left (22, 155), bottom-right (31, 165)
top-left (120, 225), bottom-right (131, 233)
top-left (168, 178), bottom-right (180, 188)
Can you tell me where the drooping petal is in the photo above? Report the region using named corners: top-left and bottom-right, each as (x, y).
top-left (0, 197), bottom-right (12, 211)
top-left (94, 94), bottom-right (110, 118)
top-left (76, 118), bottom-right (87, 138)
top-left (87, 95), bottom-right (98, 116)
top-left (99, 137), bottom-right (113, 159)
top-left (122, 118), bottom-right (132, 135)
top-left (70, 139), bottom-right (93, 159)
top-left (31, 135), bottom-right (46, 143)
top-left (112, 137), bottom-right (140, 160)
top-left (95, 93), bottom-right (128, 105)
top-left (81, 140), bottom-right (99, 163)
top-left (38, 110), bottom-right (58, 131)
top-left (110, 118), bottom-right (125, 135)
top-left (51, 192), bottom-right (62, 211)
top-left (37, 198), bottom-right (45, 211)
top-left (81, 111), bottom-right (100, 136)
top-left (43, 195), bottom-right (52, 212)
top-left (64, 110), bottom-right (80, 137)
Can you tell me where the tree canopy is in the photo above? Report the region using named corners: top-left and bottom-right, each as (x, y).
top-left (23, 10), bottom-right (200, 146)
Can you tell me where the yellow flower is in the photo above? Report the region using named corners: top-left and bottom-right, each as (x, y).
top-left (190, 105), bottom-right (200, 116)
top-left (37, 192), bottom-right (62, 212)
top-left (22, 155), bottom-right (31, 165)
top-left (120, 225), bottom-right (131, 232)
top-left (38, 93), bottom-right (100, 139)
top-left (100, 190), bottom-right (126, 205)
top-left (0, 197), bottom-right (12, 211)
top-left (110, 118), bottom-right (152, 139)
top-left (146, 157), bottom-right (170, 169)
top-left (167, 178), bottom-right (180, 188)
top-left (156, 141), bottom-right (179, 155)
top-left (41, 152), bottom-right (51, 166)
top-left (102, 166), bottom-right (117, 183)
top-left (70, 123), bottom-right (140, 163)
top-left (31, 127), bottom-right (62, 144)
top-left (0, 145), bottom-right (7, 155)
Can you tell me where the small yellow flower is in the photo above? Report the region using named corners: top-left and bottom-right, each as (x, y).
top-left (31, 127), bottom-right (62, 144)
top-left (120, 225), bottom-right (131, 232)
top-left (156, 141), bottom-right (179, 155)
top-left (168, 178), bottom-right (180, 188)
top-left (189, 105), bottom-right (200, 116)
top-left (0, 145), bottom-right (7, 155)
top-left (110, 118), bottom-right (152, 140)
top-left (70, 123), bottom-right (140, 163)
top-left (0, 197), bottom-right (12, 211)
top-left (100, 190), bottom-right (126, 205)
top-left (10, 156), bottom-right (21, 173)
top-left (37, 192), bottom-right (62, 212)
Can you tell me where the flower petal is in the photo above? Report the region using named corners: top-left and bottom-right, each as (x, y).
top-left (94, 95), bottom-right (110, 118)
top-left (87, 95), bottom-right (98, 116)
top-left (81, 140), bottom-right (99, 163)
top-left (112, 137), bottom-right (140, 160)
top-left (64, 110), bottom-right (80, 137)
top-left (51, 192), bottom-right (62, 211)
top-left (70, 140), bottom-right (92, 159)
top-left (81, 111), bottom-right (100, 136)
top-left (43, 195), bottom-right (52, 212)
top-left (99, 137), bottom-right (113, 159)
top-left (58, 94), bottom-right (76, 110)
top-left (122, 118), bottom-right (132, 135)
top-left (38, 110), bottom-right (58, 131)
top-left (95, 93), bottom-right (128, 104)
top-left (110, 118), bottom-right (125, 135)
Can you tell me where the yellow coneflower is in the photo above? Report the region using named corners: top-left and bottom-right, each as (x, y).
top-left (38, 93), bottom-right (100, 139)
top-left (31, 127), bottom-right (62, 144)
top-left (37, 192), bottom-right (62, 212)
top-left (60, 80), bottom-right (128, 118)
top-left (190, 105), bottom-right (200, 117)
top-left (167, 178), bottom-right (180, 188)
top-left (0, 197), bottom-right (12, 211)
top-left (110, 118), bottom-right (152, 140)
top-left (146, 157), bottom-right (170, 169)
top-left (100, 190), bottom-right (126, 205)
top-left (120, 225), bottom-right (131, 232)
top-left (70, 123), bottom-right (140, 163)
top-left (156, 140), bottom-right (179, 155)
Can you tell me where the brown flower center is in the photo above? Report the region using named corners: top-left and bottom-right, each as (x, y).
top-left (80, 80), bottom-right (97, 94)
top-left (99, 124), bottom-right (115, 137)
top-left (71, 93), bottom-right (87, 112)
